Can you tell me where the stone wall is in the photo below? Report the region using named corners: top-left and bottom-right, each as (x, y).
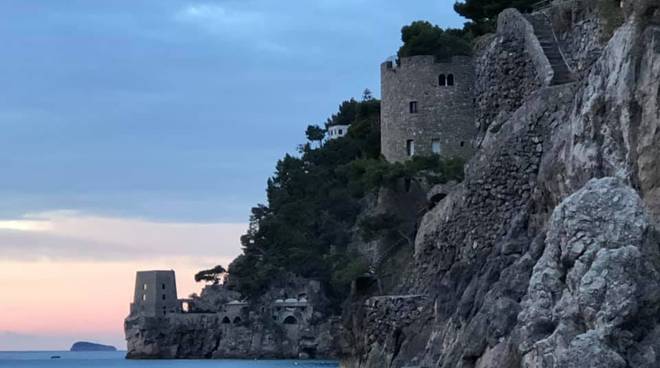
top-left (342, 295), bottom-right (433, 368)
top-left (380, 55), bottom-right (477, 162)
top-left (475, 10), bottom-right (546, 136)
top-left (552, 6), bottom-right (604, 78)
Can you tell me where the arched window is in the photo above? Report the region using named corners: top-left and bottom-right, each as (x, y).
top-left (233, 317), bottom-right (242, 324)
top-left (447, 74), bottom-right (455, 86)
top-left (439, 74), bottom-right (446, 86)
top-left (222, 316), bottom-right (231, 324)
top-left (283, 316), bottom-right (298, 325)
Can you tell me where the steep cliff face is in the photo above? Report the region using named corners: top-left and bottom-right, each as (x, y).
top-left (343, 1), bottom-right (660, 367)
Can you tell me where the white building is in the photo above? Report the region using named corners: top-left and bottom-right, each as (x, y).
top-left (327, 124), bottom-right (350, 140)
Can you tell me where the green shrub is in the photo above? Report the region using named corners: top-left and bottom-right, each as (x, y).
top-left (454, 0), bottom-right (538, 36)
top-left (398, 21), bottom-right (472, 61)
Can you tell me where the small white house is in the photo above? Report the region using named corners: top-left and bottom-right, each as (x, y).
top-left (327, 124), bottom-right (350, 140)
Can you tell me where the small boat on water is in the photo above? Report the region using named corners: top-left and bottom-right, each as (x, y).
top-left (50, 355), bottom-right (61, 359)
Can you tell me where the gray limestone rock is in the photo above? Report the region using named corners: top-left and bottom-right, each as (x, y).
top-left (518, 177), bottom-right (660, 368)
top-left (343, 2), bottom-right (660, 367)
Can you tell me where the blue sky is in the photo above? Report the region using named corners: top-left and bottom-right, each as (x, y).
top-left (0, 0), bottom-right (464, 223)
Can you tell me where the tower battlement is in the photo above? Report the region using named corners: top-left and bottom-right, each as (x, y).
top-left (382, 55), bottom-right (473, 71)
top-left (380, 55), bottom-right (477, 162)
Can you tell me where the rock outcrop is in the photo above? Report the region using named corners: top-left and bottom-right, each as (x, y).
top-left (125, 276), bottom-right (343, 359)
top-left (519, 178), bottom-right (660, 368)
top-left (70, 341), bottom-right (117, 352)
top-left (343, 1), bottom-right (660, 367)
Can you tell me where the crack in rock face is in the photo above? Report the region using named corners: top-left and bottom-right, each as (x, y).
top-left (518, 177), bottom-right (660, 368)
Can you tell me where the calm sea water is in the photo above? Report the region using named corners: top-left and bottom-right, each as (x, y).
top-left (0, 352), bottom-right (339, 368)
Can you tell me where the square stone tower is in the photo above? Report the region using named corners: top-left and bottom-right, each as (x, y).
top-left (381, 55), bottom-right (477, 162)
top-left (130, 270), bottom-right (180, 317)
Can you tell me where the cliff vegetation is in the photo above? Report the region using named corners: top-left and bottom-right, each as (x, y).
top-left (227, 95), bottom-right (463, 303)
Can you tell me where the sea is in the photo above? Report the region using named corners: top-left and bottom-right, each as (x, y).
top-left (0, 352), bottom-right (339, 368)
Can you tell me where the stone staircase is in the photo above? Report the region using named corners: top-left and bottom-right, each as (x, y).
top-left (526, 14), bottom-right (574, 85)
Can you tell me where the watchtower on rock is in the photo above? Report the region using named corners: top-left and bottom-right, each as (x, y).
top-left (130, 270), bottom-right (180, 317)
top-left (380, 55), bottom-right (477, 162)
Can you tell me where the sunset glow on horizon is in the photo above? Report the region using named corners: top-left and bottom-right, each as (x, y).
top-left (0, 212), bottom-right (244, 351)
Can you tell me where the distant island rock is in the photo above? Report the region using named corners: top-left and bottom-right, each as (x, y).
top-left (70, 341), bottom-right (117, 352)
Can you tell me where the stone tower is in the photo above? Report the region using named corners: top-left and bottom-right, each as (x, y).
top-left (380, 55), bottom-right (477, 162)
top-left (130, 270), bottom-right (180, 317)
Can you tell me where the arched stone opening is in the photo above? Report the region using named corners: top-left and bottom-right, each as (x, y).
top-left (233, 316), bottom-right (242, 324)
top-left (222, 316), bottom-right (231, 324)
top-left (283, 316), bottom-right (298, 325)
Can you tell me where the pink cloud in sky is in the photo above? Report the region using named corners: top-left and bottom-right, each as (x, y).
top-left (0, 212), bottom-right (245, 351)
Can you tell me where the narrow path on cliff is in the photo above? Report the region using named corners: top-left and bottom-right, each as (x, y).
top-left (526, 13), bottom-right (575, 85)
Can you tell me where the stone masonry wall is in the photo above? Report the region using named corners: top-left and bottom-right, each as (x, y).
top-left (380, 55), bottom-right (477, 162)
top-left (554, 11), bottom-right (604, 77)
top-left (475, 10), bottom-right (546, 137)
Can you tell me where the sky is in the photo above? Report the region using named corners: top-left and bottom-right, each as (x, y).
top-left (0, 0), bottom-right (464, 351)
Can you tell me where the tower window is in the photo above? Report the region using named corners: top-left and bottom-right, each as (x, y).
top-left (143, 284), bottom-right (148, 290)
top-left (142, 294), bottom-right (147, 301)
top-left (432, 139), bottom-right (441, 154)
top-left (447, 74), bottom-right (455, 86)
top-left (439, 74), bottom-right (446, 86)
top-left (460, 141), bottom-right (465, 147)
top-left (409, 101), bottom-right (418, 114)
top-left (162, 283), bottom-right (166, 290)
top-left (406, 140), bottom-right (415, 157)
top-left (283, 316), bottom-right (298, 325)
top-left (162, 294), bottom-right (166, 300)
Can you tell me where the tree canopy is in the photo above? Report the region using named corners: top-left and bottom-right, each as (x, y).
top-left (305, 125), bottom-right (325, 147)
top-left (228, 97), bottom-right (382, 300)
top-left (454, 0), bottom-right (538, 36)
top-left (397, 21), bottom-right (472, 61)
top-left (225, 95), bottom-right (464, 303)
top-left (195, 265), bottom-right (227, 284)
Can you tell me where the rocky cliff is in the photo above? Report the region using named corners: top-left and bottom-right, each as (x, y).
top-left (125, 276), bottom-right (343, 359)
top-left (125, 0), bottom-right (660, 365)
top-left (343, 1), bottom-right (660, 367)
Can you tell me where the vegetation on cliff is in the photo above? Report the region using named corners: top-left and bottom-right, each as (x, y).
top-left (455, 0), bottom-right (538, 35)
top-left (397, 21), bottom-right (472, 60)
top-left (397, 0), bottom-right (542, 60)
top-left (226, 95), bottom-right (463, 301)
